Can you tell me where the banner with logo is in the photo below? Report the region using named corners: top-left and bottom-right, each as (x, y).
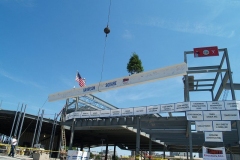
top-left (203, 111), bottom-right (221, 120)
top-left (207, 101), bottom-right (225, 110)
top-left (65, 100), bottom-right (240, 120)
top-left (195, 121), bottom-right (213, 131)
top-left (205, 132), bottom-right (223, 142)
top-left (122, 108), bottom-right (134, 116)
top-left (73, 112), bottom-right (81, 119)
top-left (194, 46), bottom-right (219, 58)
top-left (81, 111), bottom-right (90, 118)
top-left (67, 150), bottom-right (90, 160)
top-left (190, 101), bottom-right (208, 110)
top-left (134, 107), bottom-right (147, 115)
top-left (221, 110), bottom-right (239, 120)
top-left (82, 151), bottom-right (90, 160)
top-left (186, 111), bottom-right (203, 121)
top-left (100, 110), bottom-right (111, 117)
top-left (161, 103), bottom-right (175, 112)
top-left (202, 146), bottom-right (226, 160)
top-left (225, 100), bottom-right (240, 110)
top-left (147, 105), bottom-right (160, 114)
top-left (67, 150), bottom-right (82, 160)
top-left (90, 110), bottom-right (101, 118)
top-left (110, 109), bottom-right (122, 117)
top-left (213, 121), bottom-right (231, 131)
top-left (175, 102), bottom-right (190, 112)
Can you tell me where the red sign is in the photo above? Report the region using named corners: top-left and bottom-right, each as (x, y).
top-left (193, 46), bottom-right (219, 57)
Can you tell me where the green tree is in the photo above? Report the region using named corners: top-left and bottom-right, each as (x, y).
top-left (112, 155), bottom-right (119, 160)
top-left (127, 52), bottom-right (144, 75)
top-left (90, 152), bottom-right (94, 159)
top-left (95, 155), bottom-right (101, 160)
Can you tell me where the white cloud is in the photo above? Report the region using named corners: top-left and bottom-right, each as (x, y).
top-left (228, 30), bottom-right (235, 38)
top-left (122, 30), bottom-right (133, 39)
top-left (0, 68), bottom-right (45, 89)
top-left (141, 17), bottom-right (235, 38)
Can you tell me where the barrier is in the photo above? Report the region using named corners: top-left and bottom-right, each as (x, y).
top-left (0, 143), bottom-right (62, 156)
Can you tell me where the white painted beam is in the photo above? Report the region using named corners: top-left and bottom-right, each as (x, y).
top-left (48, 62), bottom-right (187, 102)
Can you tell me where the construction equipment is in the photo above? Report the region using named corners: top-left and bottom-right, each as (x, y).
top-left (60, 107), bottom-right (67, 160)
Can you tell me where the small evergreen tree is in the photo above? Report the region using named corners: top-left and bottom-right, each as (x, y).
top-left (90, 152), bottom-right (94, 159)
top-left (95, 155), bottom-right (101, 160)
top-left (127, 52), bottom-right (144, 75)
top-left (112, 155), bottom-right (119, 160)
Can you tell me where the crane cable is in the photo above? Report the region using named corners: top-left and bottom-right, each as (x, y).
top-left (98, 0), bottom-right (112, 91)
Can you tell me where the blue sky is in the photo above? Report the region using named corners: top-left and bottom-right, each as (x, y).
top-left (1, 0), bottom-right (240, 155)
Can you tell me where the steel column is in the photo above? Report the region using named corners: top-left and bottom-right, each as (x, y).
top-left (149, 135), bottom-right (152, 159)
top-left (211, 90), bottom-right (214, 101)
top-left (113, 144), bottom-right (116, 160)
top-left (49, 113), bottom-right (57, 157)
top-left (163, 145), bottom-right (166, 159)
top-left (225, 49), bottom-right (240, 149)
top-left (69, 97), bottom-right (78, 149)
top-left (184, 51), bottom-right (193, 160)
top-left (136, 116), bottom-right (141, 157)
top-left (36, 109), bottom-right (44, 144)
top-left (17, 104), bottom-right (26, 144)
top-left (9, 103), bottom-right (19, 143)
top-left (105, 139), bottom-right (108, 160)
top-left (14, 104), bottom-right (23, 137)
top-left (31, 109), bottom-right (40, 148)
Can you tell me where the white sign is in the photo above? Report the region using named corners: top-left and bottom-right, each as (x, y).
top-left (134, 107), bottom-right (147, 115)
top-left (67, 150), bottom-right (90, 160)
top-left (207, 101), bottom-right (225, 110)
top-left (195, 121), bottom-right (213, 131)
top-left (49, 63), bottom-right (187, 102)
top-left (221, 110), bottom-right (239, 120)
top-left (161, 103), bottom-right (175, 112)
top-left (110, 109), bottom-right (122, 117)
top-left (205, 132), bottom-right (223, 142)
top-left (213, 121), bottom-right (231, 131)
top-left (190, 101), bottom-right (208, 110)
top-left (81, 111), bottom-right (90, 118)
top-left (204, 111), bottom-right (221, 120)
top-left (66, 113), bottom-right (70, 121)
top-left (186, 111), bottom-right (203, 121)
top-left (225, 100), bottom-right (240, 110)
top-left (175, 102), bottom-right (190, 112)
top-left (73, 112), bottom-right (81, 119)
top-left (122, 108), bottom-right (134, 116)
top-left (147, 105), bottom-right (160, 114)
top-left (64, 100), bottom-right (239, 120)
top-left (67, 150), bottom-right (82, 160)
top-left (202, 146), bottom-right (226, 160)
top-left (100, 110), bottom-right (111, 117)
top-left (68, 112), bottom-right (74, 120)
top-left (90, 110), bottom-right (101, 118)
top-left (82, 151), bottom-right (90, 160)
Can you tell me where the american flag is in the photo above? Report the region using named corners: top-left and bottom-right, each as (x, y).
top-left (75, 72), bottom-right (85, 87)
